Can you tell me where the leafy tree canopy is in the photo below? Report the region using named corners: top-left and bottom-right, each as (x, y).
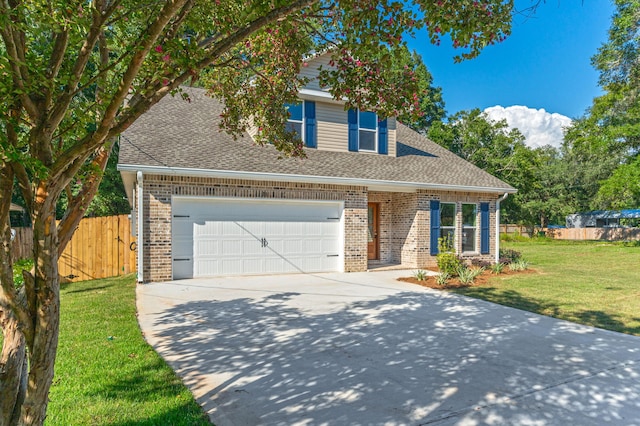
top-left (576, 0), bottom-right (640, 210)
top-left (395, 48), bottom-right (446, 132)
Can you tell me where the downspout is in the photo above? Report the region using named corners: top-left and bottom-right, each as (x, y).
top-left (495, 192), bottom-right (509, 264)
top-left (137, 171), bottom-right (144, 283)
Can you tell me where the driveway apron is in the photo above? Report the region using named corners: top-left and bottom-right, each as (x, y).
top-left (137, 271), bottom-right (640, 426)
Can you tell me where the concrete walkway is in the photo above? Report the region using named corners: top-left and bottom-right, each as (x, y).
top-left (137, 271), bottom-right (640, 426)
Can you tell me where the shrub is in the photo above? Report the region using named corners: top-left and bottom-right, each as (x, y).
top-left (435, 272), bottom-right (451, 286)
top-left (499, 248), bottom-right (522, 263)
top-left (509, 259), bottom-right (529, 271)
top-left (413, 270), bottom-right (429, 281)
top-left (436, 236), bottom-right (463, 276)
top-left (437, 252), bottom-right (463, 277)
top-left (457, 266), bottom-right (484, 284)
top-left (471, 259), bottom-right (491, 268)
top-left (490, 262), bottom-right (505, 274)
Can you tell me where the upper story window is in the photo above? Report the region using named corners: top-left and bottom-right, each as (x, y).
top-left (348, 109), bottom-right (388, 155)
top-left (285, 102), bottom-right (304, 141)
top-left (462, 203), bottom-right (477, 252)
top-left (358, 111), bottom-right (378, 152)
top-left (284, 101), bottom-right (316, 148)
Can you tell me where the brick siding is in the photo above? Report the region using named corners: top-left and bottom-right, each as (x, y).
top-left (139, 175), bottom-right (501, 281)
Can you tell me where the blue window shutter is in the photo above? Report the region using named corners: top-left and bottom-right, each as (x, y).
top-left (430, 200), bottom-right (440, 256)
top-left (348, 109), bottom-right (358, 152)
top-left (304, 101), bottom-right (316, 148)
top-left (480, 202), bottom-right (490, 254)
top-left (378, 118), bottom-right (388, 155)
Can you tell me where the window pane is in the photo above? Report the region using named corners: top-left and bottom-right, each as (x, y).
top-left (462, 204), bottom-right (476, 226)
top-left (285, 122), bottom-right (303, 139)
top-left (359, 111), bottom-right (377, 130)
top-left (359, 130), bottom-right (376, 151)
top-left (462, 228), bottom-right (476, 252)
top-left (440, 228), bottom-right (455, 251)
top-left (285, 102), bottom-right (303, 121)
top-left (441, 203), bottom-right (455, 227)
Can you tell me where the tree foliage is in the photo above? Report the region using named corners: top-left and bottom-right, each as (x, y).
top-left (0, 1), bottom-right (515, 424)
top-left (427, 109), bottom-right (570, 228)
top-left (576, 0), bottom-right (640, 210)
top-left (395, 48), bottom-right (446, 133)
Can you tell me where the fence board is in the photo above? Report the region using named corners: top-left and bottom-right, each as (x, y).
top-left (13, 215), bottom-right (137, 282)
top-left (545, 227), bottom-right (640, 241)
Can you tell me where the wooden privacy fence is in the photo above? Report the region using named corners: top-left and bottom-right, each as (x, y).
top-left (544, 227), bottom-right (640, 241)
top-left (11, 227), bottom-right (33, 260)
top-left (59, 215), bottom-right (137, 282)
top-left (12, 214), bottom-right (137, 282)
top-left (499, 224), bottom-right (535, 237)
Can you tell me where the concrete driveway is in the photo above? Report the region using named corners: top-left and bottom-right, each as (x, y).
top-left (137, 270), bottom-right (640, 425)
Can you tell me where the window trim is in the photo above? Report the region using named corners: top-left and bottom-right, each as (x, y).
top-left (285, 101), bottom-right (305, 143)
top-left (462, 203), bottom-right (478, 253)
top-left (357, 109), bottom-right (378, 152)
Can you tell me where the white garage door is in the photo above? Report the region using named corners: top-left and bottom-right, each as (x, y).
top-left (172, 197), bottom-right (343, 279)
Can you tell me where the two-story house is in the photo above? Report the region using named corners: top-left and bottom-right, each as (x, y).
top-left (118, 54), bottom-right (516, 282)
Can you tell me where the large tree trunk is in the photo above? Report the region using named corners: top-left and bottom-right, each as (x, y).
top-left (18, 203), bottom-right (61, 425)
top-left (1, 191), bottom-right (61, 426)
top-left (0, 162), bottom-right (28, 426)
top-left (0, 311), bottom-right (28, 426)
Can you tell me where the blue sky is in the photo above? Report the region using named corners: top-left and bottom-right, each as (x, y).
top-left (407, 0), bottom-right (615, 119)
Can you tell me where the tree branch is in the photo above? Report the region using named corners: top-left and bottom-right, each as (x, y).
top-left (0, 163), bottom-right (34, 346)
top-left (57, 139), bottom-right (115, 255)
top-left (0, 4), bottom-right (39, 121)
top-left (45, 3), bottom-right (113, 139)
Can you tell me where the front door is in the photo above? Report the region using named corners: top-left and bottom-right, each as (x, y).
top-left (367, 203), bottom-right (379, 260)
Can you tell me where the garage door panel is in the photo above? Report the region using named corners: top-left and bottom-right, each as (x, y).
top-left (172, 198), bottom-right (342, 278)
top-left (240, 258), bottom-right (263, 274)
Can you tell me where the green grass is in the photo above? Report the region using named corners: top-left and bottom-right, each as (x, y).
top-left (5, 274), bottom-right (211, 425)
top-left (453, 239), bottom-right (640, 336)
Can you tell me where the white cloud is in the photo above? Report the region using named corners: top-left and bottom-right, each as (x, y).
top-left (483, 105), bottom-right (572, 149)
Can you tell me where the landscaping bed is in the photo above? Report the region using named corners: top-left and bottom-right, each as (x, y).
top-left (399, 267), bottom-right (536, 289)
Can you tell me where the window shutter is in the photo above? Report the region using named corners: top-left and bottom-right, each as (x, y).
top-left (430, 200), bottom-right (440, 256)
top-left (378, 118), bottom-right (388, 155)
top-left (304, 101), bottom-right (316, 148)
top-left (480, 202), bottom-right (490, 254)
top-left (348, 109), bottom-right (358, 152)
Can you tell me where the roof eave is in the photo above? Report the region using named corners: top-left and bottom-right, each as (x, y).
top-left (117, 164), bottom-right (517, 195)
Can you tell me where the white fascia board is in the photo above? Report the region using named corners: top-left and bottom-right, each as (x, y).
top-left (298, 88), bottom-right (345, 104)
top-left (117, 164), bottom-right (517, 194)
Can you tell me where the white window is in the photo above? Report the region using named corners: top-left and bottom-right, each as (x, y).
top-left (440, 203), bottom-right (456, 251)
top-left (285, 102), bottom-right (304, 142)
top-left (462, 204), bottom-right (477, 252)
top-left (358, 110), bottom-right (377, 151)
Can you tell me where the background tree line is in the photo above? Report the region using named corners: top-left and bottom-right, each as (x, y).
top-left (424, 0), bottom-right (640, 228)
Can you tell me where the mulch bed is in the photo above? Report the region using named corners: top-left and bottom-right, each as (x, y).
top-left (398, 268), bottom-right (536, 290)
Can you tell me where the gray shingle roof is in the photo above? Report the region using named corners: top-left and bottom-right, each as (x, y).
top-left (118, 87), bottom-right (515, 193)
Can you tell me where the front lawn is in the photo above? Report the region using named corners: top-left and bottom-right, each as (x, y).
top-left (1, 274), bottom-right (211, 425)
top-left (453, 239), bottom-right (640, 336)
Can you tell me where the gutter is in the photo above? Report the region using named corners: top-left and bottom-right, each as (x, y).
top-left (118, 164), bottom-right (517, 195)
top-left (137, 171), bottom-right (144, 283)
top-left (495, 192), bottom-right (509, 264)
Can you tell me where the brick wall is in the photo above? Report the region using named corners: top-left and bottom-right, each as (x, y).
top-left (418, 191), bottom-right (498, 267)
top-left (139, 174), bottom-right (501, 281)
top-left (141, 175), bottom-right (368, 281)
